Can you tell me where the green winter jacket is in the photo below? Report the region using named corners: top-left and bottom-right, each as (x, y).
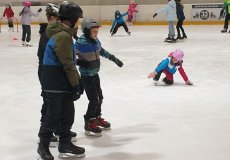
top-left (224, 0), bottom-right (230, 14)
top-left (41, 22), bottom-right (81, 92)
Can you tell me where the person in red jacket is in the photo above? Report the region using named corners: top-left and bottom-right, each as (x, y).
top-left (3, 3), bottom-right (15, 32)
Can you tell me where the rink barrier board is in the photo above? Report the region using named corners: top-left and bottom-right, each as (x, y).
top-left (0, 3), bottom-right (225, 27)
top-left (0, 21), bottom-right (224, 26)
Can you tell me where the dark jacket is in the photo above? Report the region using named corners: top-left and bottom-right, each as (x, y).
top-left (37, 23), bottom-right (49, 66)
top-left (41, 22), bottom-right (81, 92)
top-left (176, 3), bottom-right (185, 20)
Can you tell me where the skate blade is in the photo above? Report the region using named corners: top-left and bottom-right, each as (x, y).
top-left (58, 153), bottom-right (85, 159)
top-left (101, 127), bottom-right (111, 131)
top-left (85, 131), bottom-right (102, 137)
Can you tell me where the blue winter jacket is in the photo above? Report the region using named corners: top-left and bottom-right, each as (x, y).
top-left (75, 35), bottom-right (112, 77)
top-left (111, 12), bottom-right (128, 31)
top-left (154, 58), bottom-right (179, 74)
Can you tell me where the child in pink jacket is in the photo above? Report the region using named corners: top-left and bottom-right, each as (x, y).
top-left (127, 0), bottom-right (138, 25)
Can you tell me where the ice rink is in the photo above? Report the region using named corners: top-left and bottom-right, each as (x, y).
top-left (0, 25), bottom-right (230, 160)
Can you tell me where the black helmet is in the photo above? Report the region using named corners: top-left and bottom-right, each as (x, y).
top-left (46, 3), bottom-right (59, 16)
top-left (115, 10), bottom-right (121, 18)
top-left (58, 1), bottom-right (83, 27)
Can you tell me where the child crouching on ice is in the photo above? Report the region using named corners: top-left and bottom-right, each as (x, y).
top-left (148, 49), bottom-right (193, 85)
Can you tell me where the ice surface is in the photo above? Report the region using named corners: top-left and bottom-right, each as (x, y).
top-left (0, 25), bottom-right (230, 160)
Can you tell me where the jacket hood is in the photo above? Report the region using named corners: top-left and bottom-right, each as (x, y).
top-left (46, 22), bottom-right (74, 38)
top-left (168, 0), bottom-right (176, 8)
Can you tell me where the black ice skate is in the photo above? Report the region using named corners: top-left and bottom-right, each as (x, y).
top-left (55, 131), bottom-right (77, 142)
top-left (97, 116), bottom-right (111, 130)
top-left (127, 31), bottom-right (131, 35)
top-left (85, 118), bottom-right (102, 137)
top-left (58, 142), bottom-right (85, 159)
top-left (176, 34), bottom-right (182, 40)
top-left (37, 135), bottom-right (58, 148)
top-left (221, 28), bottom-right (227, 33)
top-left (37, 143), bottom-right (54, 160)
top-left (165, 37), bottom-right (176, 43)
top-left (181, 33), bottom-right (187, 39)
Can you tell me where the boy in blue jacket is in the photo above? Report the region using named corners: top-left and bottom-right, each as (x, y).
top-left (110, 10), bottom-right (131, 35)
top-left (175, 0), bottom-right (187, 39)
top-left (75, 18), bottom-right (124, 137)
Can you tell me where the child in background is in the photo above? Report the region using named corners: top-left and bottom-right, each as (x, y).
top-left (76, 18), bottom-right (123, 137)
top-left (19, 0), bottom-right (42, 46)
top-left (127, 0), bottom-right (138, 25)
top-left (110, 10), bottom-right (131, 36)
top-left (175, 0), bottom-right (187, 39)
top-left (3, 3), bottom-right (14, 32)
top-left (148, 49), bottom-right (193, 86)
top-left (153, 0), bottom-right (177, 43)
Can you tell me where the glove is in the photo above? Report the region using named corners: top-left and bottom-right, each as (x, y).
top-left (185, 80), bottom-right (193, 85)
top-left (153, 13), bottom-right (157, 18)
top-left (109, 55), bottom-right (123, 67)
top-left (38, 8), bottom-right (42, 13)
top-left (72, 84), bottom-right (82, 101)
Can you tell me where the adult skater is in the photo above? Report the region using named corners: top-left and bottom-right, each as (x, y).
top-left (3, 3), bottom-right (15, 32)
top-left (19, 0), bottom-right (42, 46)
top-left (110, 10), bottom-right (131, 35)
top-left (37, 2), bottom-right (85, 160)
top-left (127, 0), bottom-right (138, 25)
top-left (221, 0), bottom-right (230, 33)
top-left (75, 18), bottom-right (123, 136)
top-left (153, 0), bottom-right (177, 43)
top-left (175, 0), bottom-right (187, 39)
top-left (148, 49), bottom-right (193, 86)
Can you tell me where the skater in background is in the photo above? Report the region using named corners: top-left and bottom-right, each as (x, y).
top-left (37, 2), bottom-right (85, 160)
top-left (127, 0), bottom-right (138, 25)
top-left (76, 18), bottom-right (123, 137)
top-left (110, 10), bottom-right (131, 35)
top-left (175, 0), bottom-right (187, 39)
top-left (19, 0), bottom-right (42, 46)
top-left (153, 0), bottom-right (177, 43)
top-left (148, 49), bottom-right (193, 86)
top-left (3, 3), bottom-right (15, 32)
top-left (220, 0), bottom-right (230, 33)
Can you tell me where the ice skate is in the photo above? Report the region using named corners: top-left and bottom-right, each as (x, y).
top-left (37, 135), bottom-right (58, 148)
top-left (153, 80), bottom-right (159, 86)
top-left (176, 34), bottom-right (182, 40)
top-left (165, 37), bottom-right (176, 43)
top-left (22, 41), bottom-right (26, 46)
top-left (221, 28), bottom-right (227, 33)
top-left (37, 142), bottom-right (54, 160)
top-left (97, 116), bottom-right (111, 131)
top-left (181, 33), bottom-right (187, 39)
top-left (55, 131), bottom-right (77, 142)
top-left (84, 118), bottom-right (102, 137)
top-left (127, 31), bottom-right (131, 35)
top-left (58, 142), bottom-right (85, 159)
top-left (25, 42), bottom-right (33, 47)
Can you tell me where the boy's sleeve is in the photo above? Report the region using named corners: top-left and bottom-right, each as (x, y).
top-left (154, 58), bottom-right (169, 73)
top-left (30, 10), bottom-right (39, 17)
top-left (54, 32), bottom-right (80, 86)
top-left (121, 12), bottom-right (128, 17)
top-left (157, 5), bottom-right (167, 15)
top-left (100, 47), bottom-right (111, 59)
